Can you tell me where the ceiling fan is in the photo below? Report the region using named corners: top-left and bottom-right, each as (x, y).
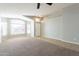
top-left (37, 3), bottom-right (53, 9)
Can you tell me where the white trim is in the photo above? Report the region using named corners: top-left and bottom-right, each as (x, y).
top-left (44, 36), bottom-right (79, 45)
top-left (59, 39), bottom-right (79, 45)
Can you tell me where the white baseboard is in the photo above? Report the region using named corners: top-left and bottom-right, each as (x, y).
top-left (43, 36), bottom-right (79, 45)
top-left (58, 38), bottom-right (79, 45)
top-left (41, 36), bottom-right (79, 52)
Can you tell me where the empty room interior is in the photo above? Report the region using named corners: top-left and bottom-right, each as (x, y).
top-left (0, 3), bottom-right (79, 56)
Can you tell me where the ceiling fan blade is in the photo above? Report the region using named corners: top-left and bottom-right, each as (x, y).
top-left (37, 3), bottom-right (40, 9)
top-left (46, 3), bottom-right (52, 6)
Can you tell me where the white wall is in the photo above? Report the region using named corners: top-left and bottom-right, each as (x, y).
top-left (42, 15), bottom-right (63, 40)
top-left (63, 4), bottom-right (79, 44)
top-left (42, 4), bottom-right (79, 45)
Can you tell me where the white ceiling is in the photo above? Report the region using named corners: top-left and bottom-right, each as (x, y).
top-left (0, 3), bottom-right (74, 18)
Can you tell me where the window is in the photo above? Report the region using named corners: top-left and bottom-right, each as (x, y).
top-left (0, 18), bottom-right (2, 39)
top-left (1, 19), bottom-right (7, 36)
top-left (27, 22), bottom-right (31, 34)
top-left (1, 18), bottom-right (33, 38)
top-left (10, 19), bottom-right (25, 35)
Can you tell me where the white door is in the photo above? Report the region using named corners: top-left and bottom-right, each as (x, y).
top-left (35, 23), bottom-right (40, 37)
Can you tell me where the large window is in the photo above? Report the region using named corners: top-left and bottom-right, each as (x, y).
top-left (1, 19), bottom-right (7, 36)
top-left (0, 18), bottom-right (2, 39)
top-left (1, 18), bottom-right (33, 38)
top-left (10, 19), bottom-right (25, 35)
top-left (27, 22), bottom-right (31, 34)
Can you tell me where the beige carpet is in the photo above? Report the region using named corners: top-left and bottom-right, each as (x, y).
top-left (0, 36), bottom-right (79, 56)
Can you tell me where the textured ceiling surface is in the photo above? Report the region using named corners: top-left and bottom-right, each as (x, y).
top-left (0, 3), bottom-right (74, 18)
